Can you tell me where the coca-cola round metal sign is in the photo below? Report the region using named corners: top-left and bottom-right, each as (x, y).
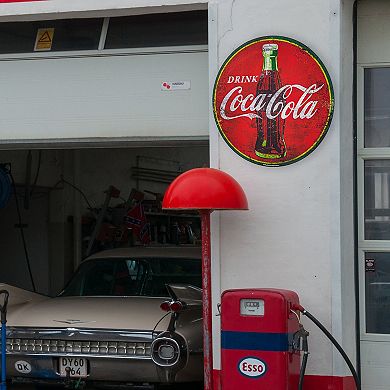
top-left (213, 36), bottom-right (334, 166)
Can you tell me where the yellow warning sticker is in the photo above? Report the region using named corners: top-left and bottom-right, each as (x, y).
top-left (34, 28), bottom-right (54, 51)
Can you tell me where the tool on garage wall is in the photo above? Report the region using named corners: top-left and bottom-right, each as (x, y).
top-left (132, 155), bottom-right (183, 189)
top-left (85, 185), bottom-right (121, 257)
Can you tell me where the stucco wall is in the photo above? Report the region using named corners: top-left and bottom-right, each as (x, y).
top-left (209, 0), bottom-right (356, 378)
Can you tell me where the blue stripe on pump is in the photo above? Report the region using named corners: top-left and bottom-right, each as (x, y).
top-left (221, 331), bottom-right (290, 351)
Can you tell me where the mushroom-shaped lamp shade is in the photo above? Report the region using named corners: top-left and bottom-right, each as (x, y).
top-left (162, 168), bottom-right (248, 211)
top-left (162, 168), bottom-right (247, 390)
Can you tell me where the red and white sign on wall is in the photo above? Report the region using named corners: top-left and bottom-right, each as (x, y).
top-left (213, 36), bottom-right (334, 166)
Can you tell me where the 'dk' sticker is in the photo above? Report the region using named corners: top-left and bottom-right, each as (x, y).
top-left (15, 360), bottom-right (32, 374)
top-left (238, 357), bottom-right (267, 378)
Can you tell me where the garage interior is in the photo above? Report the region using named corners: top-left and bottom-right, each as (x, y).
top-left (0, 144), bottom-right (209, 296)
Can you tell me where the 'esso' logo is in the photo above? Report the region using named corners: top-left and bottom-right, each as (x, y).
top-left (238, 357), bottom-right (267, 378)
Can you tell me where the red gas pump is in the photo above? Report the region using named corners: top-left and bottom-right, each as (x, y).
top-left (221, 289), bottom-right (301, 390)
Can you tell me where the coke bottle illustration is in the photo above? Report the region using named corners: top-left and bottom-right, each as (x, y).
top-left (255, 44), bottom-right (286, 159)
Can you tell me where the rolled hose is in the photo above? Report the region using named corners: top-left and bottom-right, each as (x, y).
top-left (293, 304), bottom-right (361, 390)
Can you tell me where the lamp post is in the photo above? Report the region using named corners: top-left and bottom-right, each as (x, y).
top-left (162, 168), bottom-right (248, 390)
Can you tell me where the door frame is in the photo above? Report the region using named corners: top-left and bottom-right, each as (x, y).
top-left (357, 62), bottom-right (390, 343)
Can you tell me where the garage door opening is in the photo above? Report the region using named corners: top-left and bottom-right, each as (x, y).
top-left (0, 144), bottom-right (208, 296)
top-left (0, 8), bottom-right (208, 388)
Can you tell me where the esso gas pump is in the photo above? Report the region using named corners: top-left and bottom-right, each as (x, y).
top-left (220, 289), bottom-right (301, 390)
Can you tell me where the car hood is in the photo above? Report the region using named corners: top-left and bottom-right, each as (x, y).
top-left (0, 283), bottom-right (46, 306)
top-left (8, 296), bottom-right (172, 331)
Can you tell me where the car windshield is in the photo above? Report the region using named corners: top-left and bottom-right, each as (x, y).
top-left (60, 257), bottom-right (201, 297)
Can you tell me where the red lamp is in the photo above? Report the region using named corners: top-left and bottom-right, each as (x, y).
top-left (162, 168), bottom-right (248, 390)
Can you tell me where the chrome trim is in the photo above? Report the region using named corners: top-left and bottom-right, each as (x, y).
top-left (8, 352), bottom-right (151, 360)
top-left (151, 337), bottom-right (180, 367)
top-left (7, 327), bottom-right (154, 342)
top-left (5, 327), bottom-right (156, 359)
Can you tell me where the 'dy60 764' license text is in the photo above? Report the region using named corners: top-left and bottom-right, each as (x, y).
top-left (59, 357), bottom-right (87, 378)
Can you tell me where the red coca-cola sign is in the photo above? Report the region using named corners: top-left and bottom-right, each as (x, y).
top-left (213, 36), bottom-right (334, 166)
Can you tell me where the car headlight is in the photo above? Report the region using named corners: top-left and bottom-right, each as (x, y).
top-left (151, 336), bottom-right (181, 367)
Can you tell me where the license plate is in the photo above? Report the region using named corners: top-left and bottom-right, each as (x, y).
top-left (59, 357), bottom-right (87, 378)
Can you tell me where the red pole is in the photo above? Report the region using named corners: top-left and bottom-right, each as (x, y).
top-left (200, 210), bottom-right (213, 390)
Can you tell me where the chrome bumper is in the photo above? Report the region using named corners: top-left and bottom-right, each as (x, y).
top-left (7, 354), bottom-right (161, 383)
top-left (5, 327), bottom-right (159, 384)
top-left (5, 327), bottom-right (202, 385)
top-left (6, 327), bottom-right (152, 357)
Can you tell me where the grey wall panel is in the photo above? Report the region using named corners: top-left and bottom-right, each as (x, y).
top-left (0, 50), bottom-right (208, 141)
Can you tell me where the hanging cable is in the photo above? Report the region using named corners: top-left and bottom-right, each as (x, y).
top-left (0, 164), bottom-right (11, 209)
top-left (23, 150), bottom-right (32, 210)
top-left (30, 150), bottom-right (42, 197)
top-left (51, 176), bottom-right (95, 211)
top-left (9, 172), bottom-right (36, 293)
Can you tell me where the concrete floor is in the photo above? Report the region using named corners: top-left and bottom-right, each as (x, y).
top-left (9, 386), bottom-right (154, 389)
top-left (10, 384), bottom-right (203, 389)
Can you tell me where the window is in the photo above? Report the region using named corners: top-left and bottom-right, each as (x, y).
top-left (0, 11), bottom-right (207, 55)
top-left (0, 18), bottom-right (103, 54)
top-left (104, 11), bottom-right (208, 49)
top-left (365, 252), bottom-right (390, 334)
top-left (360, 66), bottom-right (390, 334)
top-left (364, 160), bottom-right (390, 240)
top-left (61, 257), bottom-right (201, 297)
top-left (364, 68), bottom-right (390, 147)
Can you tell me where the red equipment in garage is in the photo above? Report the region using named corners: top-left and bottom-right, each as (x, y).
top-left (221, 289), bottom-right (301, 390)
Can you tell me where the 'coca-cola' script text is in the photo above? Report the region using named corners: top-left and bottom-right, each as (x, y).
top-left (219, 83), bottom-right (324, 121)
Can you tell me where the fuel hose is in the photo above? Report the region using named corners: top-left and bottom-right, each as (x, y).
top-left (294, 323), bottom-right (309, 390)
top-left (293, 304), bottom-right (361, 390)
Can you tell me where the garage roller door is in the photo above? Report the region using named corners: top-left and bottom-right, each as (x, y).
top-left (0, 49), bottom-right (208, 142)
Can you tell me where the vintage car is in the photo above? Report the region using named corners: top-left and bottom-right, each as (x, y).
top-left (2, 246), bottom-right (203, 389)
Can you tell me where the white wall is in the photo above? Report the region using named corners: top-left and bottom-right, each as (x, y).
top-left (209, 0), bottom-right (356, 378)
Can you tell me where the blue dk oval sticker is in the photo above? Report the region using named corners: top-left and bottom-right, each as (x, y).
top-left (238, 357), bottom-right (267, 378)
